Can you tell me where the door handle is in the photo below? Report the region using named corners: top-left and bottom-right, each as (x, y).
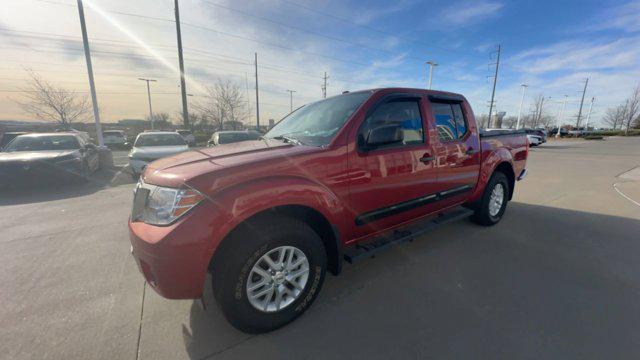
top-left (466, 147), bottom-right (478, 155)
top-left (419, 155), bottom-right (435, 163)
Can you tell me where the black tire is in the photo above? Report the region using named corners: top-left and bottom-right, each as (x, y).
top-left (211, 216), bottom-right (327, 334)
top-left (471, 171), bottom-right (509, 226)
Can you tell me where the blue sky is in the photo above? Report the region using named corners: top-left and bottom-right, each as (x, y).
top-left (1, 0), bottom-right (639, 125)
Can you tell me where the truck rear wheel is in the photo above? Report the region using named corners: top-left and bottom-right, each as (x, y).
top-left (471, 171), bottom-right (509, 226)
top-left (211, 216), bottom-right (327, 333)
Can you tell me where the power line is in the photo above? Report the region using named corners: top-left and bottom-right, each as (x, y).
top-left (200, 0), bottom-right (425, 61)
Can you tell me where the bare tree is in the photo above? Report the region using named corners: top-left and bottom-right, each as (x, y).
top-left (193, 79), bottom-right (249, 131)
top-left (529, 94), bottom-right (547, 128)
top-left (477, 114), bottom-right (490, 129)
top-left (17, 70), bottom-right (91, 129)
top-left (146, 112), bottom-right (172, 129)
top-left (502, 116), bottom-right (517, 129)
top-left (623, 85), bottom-right (640, 134)
top-left (603, 104), bottom-right (626, 130)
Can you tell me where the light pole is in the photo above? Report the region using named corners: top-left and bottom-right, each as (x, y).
top-left (138, 78), bottom-right (157, 129)
top-left (286, 89), bottom-right (296, 113)
top-left (556, 95), bottom-right (568, 138)
top-left (425, 61), bottom-right (438, 90)
top-left (77, 0), bottom-right (104, 146)
top-left (516, 84), bottom-right (528, 130)
top-left (584, 97), bottom-right (595, 132)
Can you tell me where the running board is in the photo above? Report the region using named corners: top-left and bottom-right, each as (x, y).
top-left (343, 207), bottom-right (474, 264)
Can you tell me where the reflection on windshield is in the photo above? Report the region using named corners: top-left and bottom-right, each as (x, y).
top-left (265, 91), bottom-right (372, 146)
top-left (4, 135), bottom-right (80, 152)
top-left (134, 134), bottom-right (186, 147)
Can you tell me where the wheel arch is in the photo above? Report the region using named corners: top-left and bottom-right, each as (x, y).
top-left (209, 204), bottom-right (342, 278)
top-left (493, 161), bottom-right (515, 200)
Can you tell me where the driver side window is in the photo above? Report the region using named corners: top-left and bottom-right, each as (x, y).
top-left (358, 98), bottom-right (424, 149)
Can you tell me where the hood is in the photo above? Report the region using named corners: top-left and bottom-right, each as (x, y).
top-left (0, 150), bottom-right (79, 162)
top-left (130, 145), bottom-right (189, 160)
top-left (143, 139), bottom-right (319, 187)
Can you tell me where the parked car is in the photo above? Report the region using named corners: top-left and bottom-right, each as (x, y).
top-left (207, 130), bottom-right (262, 146)
top-left (549, 127), bottom-right (568, 137)
top-left (128, 131), bottom-right (189, 177)
top-left (102, 130), bottom-right (128, 148)
top-left (176, 129), bottom-right (196, 146)
top-left (0, 132), bottom-right (100, 184)
top-left (129, 88), bottom-right (528, 333)
top-left (524, 128), bottom-right (547, 143)
top-left (0, 132), bottom-right (28, 149)
top-left (526, 134), bottom-right (542, 146)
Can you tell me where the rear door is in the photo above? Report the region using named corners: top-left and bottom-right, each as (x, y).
top-left (428, 99), bottom-right (481, 207)
top-left (347, 93), bottom-right (444, 239)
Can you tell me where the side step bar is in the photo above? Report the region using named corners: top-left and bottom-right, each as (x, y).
top-left (343, 207), bottom-right (474, 264)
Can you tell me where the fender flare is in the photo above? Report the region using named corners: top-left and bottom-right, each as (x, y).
top-left (468, 148), bottom-right (515, 204)
top-left (202, 175), bottom-right (347, 257)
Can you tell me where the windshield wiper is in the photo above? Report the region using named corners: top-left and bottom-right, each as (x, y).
top-left (271, 135), bottom-right (304, 145)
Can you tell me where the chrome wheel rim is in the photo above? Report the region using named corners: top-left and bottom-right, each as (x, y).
top-left (488, 183), bottom-right (505, 217)
top-left (246, 246), bottom-right (310, 313)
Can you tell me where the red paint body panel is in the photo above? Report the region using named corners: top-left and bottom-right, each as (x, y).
top-left (128, 88), bottom-right (528, 299)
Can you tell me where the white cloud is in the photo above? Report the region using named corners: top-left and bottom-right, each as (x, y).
top-left (589, 0), bottom-right (640, 33)
top-left (506, 37), bottom-right (640, 74)
top-left (439, 1), bottom-right (504, 27)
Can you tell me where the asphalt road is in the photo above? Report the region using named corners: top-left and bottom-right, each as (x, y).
top-left (2, 137), bottom-right (640, 359)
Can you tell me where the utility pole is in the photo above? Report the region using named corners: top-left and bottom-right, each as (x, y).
top-left (174, 0), bottom-right (189, 128)
top-left (321, 72), bottom-right (329, 98)
top-left (556, 95), bottom-right (568, 138)
top-left (286, 90), bottom-right (296, 113)
top-left (516, 84), bottom-right (528, 129)
top-left (76, 0), bottom-right (103, 146)
top-left (138, 78), bottom-right (157, 129)
top-left (254, 52), bottom-right (260, 130)
top-left (488, 44), bottom-right (501, 128)
top-left (575, 77), bottom-right (589, 128)
top-left (425, 61), bottom-right (438, 90)
top-left (584, 97), bottom-right (595, 132)
top-left (536, 96), bottom-right (547, 127)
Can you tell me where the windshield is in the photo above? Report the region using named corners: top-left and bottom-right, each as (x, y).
top-left (177, 130), bottom-right (192, 136)
top-left (103, 131), bottom-right (123, 137)
top-left (265, 92), bottom-right (371, 146)
top-left (4, 135), bottom-right (80, 152)
top-left (134, 134), bottom-right (186, 147)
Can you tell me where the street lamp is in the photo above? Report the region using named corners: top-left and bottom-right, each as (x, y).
top-left (516, 84), bottom-right (528, 130)
top-left (286, 89), bottom-right (296, 113)
top-left (425, 61), bottom-right (438, 90)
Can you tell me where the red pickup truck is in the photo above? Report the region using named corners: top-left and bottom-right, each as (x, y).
top-left (129, 88), bottom-right (528, 333)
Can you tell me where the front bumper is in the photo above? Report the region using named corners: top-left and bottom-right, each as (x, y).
top-left (128, 200), bottom-right (219, 299)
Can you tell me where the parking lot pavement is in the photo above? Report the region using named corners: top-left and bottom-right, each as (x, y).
top-left (1, 137), bottom-right (640, 359)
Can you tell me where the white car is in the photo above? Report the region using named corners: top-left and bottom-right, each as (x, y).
top-left (128, 132), bottom-right (189, 177)
top-left (103, 130), bottom-right (127, 148)
top-left (527, 134), bottom-right (542, 147)
top-left (176, 129), bottom-right (196, 146)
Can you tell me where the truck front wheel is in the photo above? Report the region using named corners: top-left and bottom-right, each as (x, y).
top-left (211, 216), bottom-right (327, 333)
top-left (471, 171), bottom-right (510, 226)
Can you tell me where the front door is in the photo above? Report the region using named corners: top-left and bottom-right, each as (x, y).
top-left (347, 94), bottom-right (443, 240)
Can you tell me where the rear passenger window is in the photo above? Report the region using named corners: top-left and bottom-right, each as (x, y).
top-left (432, 102), bottom-right (468, 141)
top-left (359, 99), bottom-right (424, 147)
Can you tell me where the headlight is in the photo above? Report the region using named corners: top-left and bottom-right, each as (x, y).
top-left (133, 182), bottom-right (205, 225)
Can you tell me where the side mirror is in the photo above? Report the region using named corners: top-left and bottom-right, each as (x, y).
top-left (364, 124), bottom-right (403, 148)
